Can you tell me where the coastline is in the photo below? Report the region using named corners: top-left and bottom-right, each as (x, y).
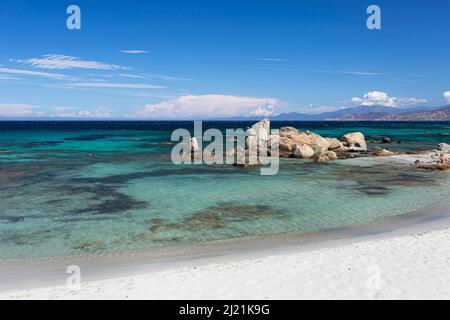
top-left (2, 157), bottom-right (450, 298)
top-left (2, 152), bottom-right (450, 299)
top-left (1, 211), bottom-right (449, 299)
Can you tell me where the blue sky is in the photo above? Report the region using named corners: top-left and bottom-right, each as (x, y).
top-left (0, 0), bottom-right (449, 119)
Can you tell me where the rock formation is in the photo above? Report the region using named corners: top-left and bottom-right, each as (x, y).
top-left (438, 143), bottom-right (450, 153)
top-left (340, 132), bottom-right (367, 151)
top-left (246, 118), bottom-right (270, 149)
top-left (373, 148), bottom-right (396, 157)
top-left (293, 144), bottom-right (315, 159)
top-left (184, 119), bottom-right (373, 165)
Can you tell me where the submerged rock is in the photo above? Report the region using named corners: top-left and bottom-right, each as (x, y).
top-left (71, 240), bottom-right (104, 252)
top-left (150, 223), bottom-right (184, 233)
top-left (315, 154), bottom-right (330, 163)
top-left (373, 149), bottom-right (396, 157)
top-left (382, 137), bottom-right (391, 144)
top-left (167, 203), bottom-right (287, 232)
top-left (0, 216), bottom-right (25, 223)
top-left (416, 163), bottom-right (450, 171)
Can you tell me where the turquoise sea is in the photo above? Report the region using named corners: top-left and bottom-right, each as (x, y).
top-left (1, 121), bottom-right (450, 261)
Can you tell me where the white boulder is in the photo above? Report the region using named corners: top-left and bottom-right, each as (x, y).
top-left (325, 151), bottom-right (338, 160)
top-left (438, 143), bottom-right (450, 153)
top-left (247, 119), bottom-right (271, 148)
top-left (340, 132), bottom-right (367, 151)
top-left (187, 137), bottom-right (199, 152)
top-left (293, 144), bottom-right (315, 159)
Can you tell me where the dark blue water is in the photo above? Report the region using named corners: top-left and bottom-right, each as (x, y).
top-left (1, 120), bottom-right (449, 148)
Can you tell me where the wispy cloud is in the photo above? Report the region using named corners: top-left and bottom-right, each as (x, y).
top-left (0, 67), bottom-right (69, 79)
top-left (311, 69), bottom-right (384, 76)
top-left (257, 58), bottom-right (289, 62)
top-left (295, 104), bottom-right (345, 114)
top-left (351, 91), bottom-right (426, 107)
top-left (145, 74), bottom-right (195, 81)
top-left (134, 94), bottom-right (279, 119)
top-left (62, 82), bottom-right (165, 89)
top-left (121, 50), bottom-right (149, 54)
top-left (17, 54), bottom-right (128, 71)
top-left (0, 74), bottom-right (21, 80)
top-left (118, 73), bottom-right (147, 79)
top-left (406, 73), bottom-right (425, 78)
top-left (340, 71), bottom-right (384, 76)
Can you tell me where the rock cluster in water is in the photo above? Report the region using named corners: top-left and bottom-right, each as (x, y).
top-left (246, 119), bottom-right (371, 163)
top-left (183, 119), bottom-right (402, 165)
top-left (414, 143), bottom-right (450, 171)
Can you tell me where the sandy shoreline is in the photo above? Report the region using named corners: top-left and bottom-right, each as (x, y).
top-left (2, 203), bottom-right (450, 299)
top-left (1, 153), bottom-right (450, 299)
top-left (1, 219), bottom-right (449, 299)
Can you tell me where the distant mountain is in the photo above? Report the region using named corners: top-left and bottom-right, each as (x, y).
top-left (331, 105), bottom-right (450, 121)
top-left (270, 105), bottom-right (440, 121)
top-left (270, 112), bottom-right (320, 121)
top-left (332, 112), bottom-right (391, 121)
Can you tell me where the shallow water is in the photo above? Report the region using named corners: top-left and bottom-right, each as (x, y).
top-left (1, 121), bottom-right (450, 260)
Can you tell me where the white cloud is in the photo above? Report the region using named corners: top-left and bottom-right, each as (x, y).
top-left (18, 54), bottom-right (128, 71)
top-left (134, 94), bottom-right (279, 119)
top-left (63, 82), bottom-right (164, 89)
top-left (0, 103), bottom-right (39, 117)
top-left (250, 105), bottom-right (275, 117)
top-left (121, 50), bottom-right (149, 54)
top-left (51, 107), bottom-right (112, 118)
top-left (0, 67), bottom-right (69, 79)
top-left (351, 91), bottom-right (426, 107)
top-left (444, 91), bottom-right (450, 104)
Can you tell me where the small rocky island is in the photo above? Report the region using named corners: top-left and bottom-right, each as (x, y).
top-left (242, 119), bottom-right (395, 163)
top-left (183, 119), bottom-right (450, 170)
top-left (247, 119), bottom-right (450, 171)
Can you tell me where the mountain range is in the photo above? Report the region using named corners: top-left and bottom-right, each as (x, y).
top-left (267, 105), bottom-right (450, 121)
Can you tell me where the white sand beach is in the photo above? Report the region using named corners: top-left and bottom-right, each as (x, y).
top-left (1, 218), bottom-right (449, 300)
